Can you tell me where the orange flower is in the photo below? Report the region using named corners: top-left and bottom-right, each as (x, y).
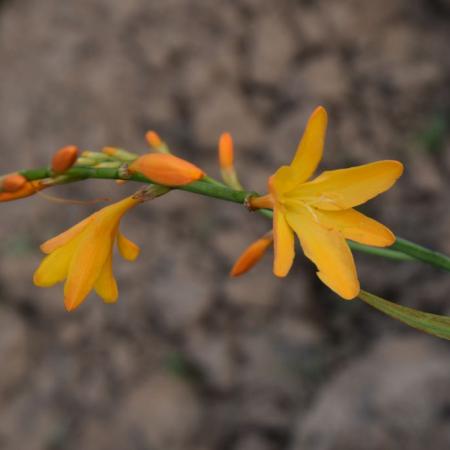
top-left (34, 196), bottom-right (140, 311)
top-left (128, 153), bottom-right (204, 186)
top-left (241, 106), bottom-right (403, 299)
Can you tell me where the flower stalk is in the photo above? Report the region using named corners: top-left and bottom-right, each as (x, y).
top-left (13, 164), bottom-right (450, 272)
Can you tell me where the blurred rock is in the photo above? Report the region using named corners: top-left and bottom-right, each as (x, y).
top-left (0, 309), bottom-right (27, 393)
top-left (292, 336), bottom-right (450, 450)
top-left (247, 14), bottom-right (297, 84)
top-left (120, 373), bottom-right (202, 449)
top-left (193, 85), bottom-right (264, 148)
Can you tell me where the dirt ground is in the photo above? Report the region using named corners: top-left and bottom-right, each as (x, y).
top-left (0, 1), bottom-right (449, 449)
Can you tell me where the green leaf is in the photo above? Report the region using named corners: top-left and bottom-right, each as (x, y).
top-left (359, 289), bottom-right (450, 340)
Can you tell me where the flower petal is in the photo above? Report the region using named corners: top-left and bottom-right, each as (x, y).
top-left (33, 237), bottom-right (80, 287)
top-left (117, 231), bottom-right (140, 261)
top-left (290, 106), bottom-right (328, 183)
top-left (287, 160), bottom-right (403, 210)
top-left (63, 227), bottom-right (113, 312)
top-left (285, 209), bottom-right (359, 299)
top-left (273, 206), bottom-right (295, 277)
top-left (270, 166), bottom-right (299, 197)
top-left (40, 214), bottom-right (95, 254)
top-left (314, 208), bottom-right (395, 247)
top-left (94, 253), bottom-right (118, 303)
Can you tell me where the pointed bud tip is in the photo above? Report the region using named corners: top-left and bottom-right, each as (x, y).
top-left (145, 131), bottom-right (163, 148)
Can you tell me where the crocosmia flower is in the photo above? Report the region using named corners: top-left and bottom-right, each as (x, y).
top-left (34, 196), bottom-right (140, 311)
top-left (244, 106), bottom-right (403, 299)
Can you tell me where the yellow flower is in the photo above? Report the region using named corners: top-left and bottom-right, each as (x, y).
top-left (246, 106), bottom-right (403, 299)
top-left (34, 196), bottom-right (141, 311)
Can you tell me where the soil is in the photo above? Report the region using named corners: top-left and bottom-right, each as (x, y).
top-left (0, 1), bottom-right (449, 449)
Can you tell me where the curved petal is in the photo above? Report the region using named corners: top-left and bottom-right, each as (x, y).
top-left (313, 208), bottom-right (395, 247)
top-left (285, 209), bottom-right (360, 299)
top-left (273, 206), bottom-right (295, 277)
top-left (40, 214), bottom-right (95, 254)
top-left (287, 160), bottom-right (404, 210)
top-left (290, 106), bottom-right (328, 183)
top-left (63, 228), bottom-right (113, 311)
top-left (33, 237), bottom-right (80, 287)
top-left (94, 253), bottom-right (118, 303)
top-left (117, 231), bottom-right (140, 261)
top-left (270, 166), bottom-right (298, 197)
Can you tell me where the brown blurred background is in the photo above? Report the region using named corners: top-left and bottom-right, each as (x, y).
top-left (0, 0), bottom-right (450, 449)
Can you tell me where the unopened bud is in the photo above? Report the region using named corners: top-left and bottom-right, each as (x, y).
top-left (218, 132), bottom-right (243, 190)
top-left (0, 180), bottom-right (45, 202)
top-left (2, 173), bottom-right (27, 193)
top-left (219, 132), bottom-right (234, 169)
top-left (102, 147), bottom-right (137, 162)
top-left (230, 233), bottom-right (273, 277)
top-left (129, 153), bottom-right (204, 186)
top-left (51, 145), bottom-right (79, 173)
top-left (81, 151), bottom-right (110, 162)
top-left (145, 131), bottom-right (170, 154)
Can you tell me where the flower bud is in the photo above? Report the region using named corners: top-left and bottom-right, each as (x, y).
top-left (219, 132), bottom-right (234, 170)
top-left (129, 153), bottom-right (204, 186)
top-left (0, 180), bottom-right (45, 202)
top-left (230, 233), bottom-right (273, 277)
top-left (51, 145), bottom-right (79, 173)
top-left (2, 173), bottom-right (27, 193)
top-left (145, 131), bottom-right (170, 154)
top-left (218, 132), bottom-right (243, 190)
top-left (102, 147), bottom-right (137, 162)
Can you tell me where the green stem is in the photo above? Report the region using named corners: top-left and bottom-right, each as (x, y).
top-left (391, 237), bottom-right (450, 271)
top-left (17, 165), bottom-right (450, 271)
top-left (349, 241), bottom-right (415, 261)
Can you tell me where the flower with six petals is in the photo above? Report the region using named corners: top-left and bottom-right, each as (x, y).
top-left (244, 106), bottom-right (404, 299)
